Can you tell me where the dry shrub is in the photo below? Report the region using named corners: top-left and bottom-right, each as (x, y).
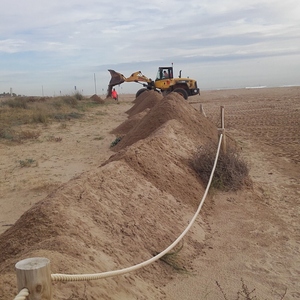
top-left (32, 110), bottom-right (49, 124)
top-left (0, 128), bottom-right (40, 142)
top-left (192, 142), bottom-right (251, 191)
top-left (47, 135), bottom-right (62, 142)
top-left (73, 92), bottom-right (84, 100)
top-left (216, 278), bottom-right (287, 300)
top-left (0, 127), bottom-right (15, 140)
top-left (18, 130), bottom-right (40, 140)
top-left (63, 95), bottom-right (79, 107)
top-left (1, 97), bottom-right (28, 109)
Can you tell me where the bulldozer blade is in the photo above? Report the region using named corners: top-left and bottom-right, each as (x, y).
top-left (108, 69), bottom-right (126, 87)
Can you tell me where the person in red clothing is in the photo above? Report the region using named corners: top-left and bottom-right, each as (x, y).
top-left (111, 88), bottom-right (118, 100)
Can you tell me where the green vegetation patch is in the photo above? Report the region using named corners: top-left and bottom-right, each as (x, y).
top-left (110, 137), bottom-right (122, 148)
top-left (19, 158), bottom-right (38, 167)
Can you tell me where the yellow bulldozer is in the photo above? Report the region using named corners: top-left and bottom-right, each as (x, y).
top-left (107, 66), bottom-right (200, 100)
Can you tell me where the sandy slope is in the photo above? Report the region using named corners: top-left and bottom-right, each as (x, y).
top-left (0, 99), bottom-right (128, 234)
top-left (0, 88), bottom-right (299, 299)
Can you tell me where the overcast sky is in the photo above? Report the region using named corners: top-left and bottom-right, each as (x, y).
top-left (1, 0), bottom-right (300, 96)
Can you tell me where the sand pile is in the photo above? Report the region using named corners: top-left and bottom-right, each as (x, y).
top-left (126, 90), bottom-right (163, 116)
top-left (0, 92), bottom-right (218, 299)
top-left (112, 92), bottom-right (217, 152)
top-left (90, 94), bottom-right (105, 103)
top-left (110, 108), bottom-right (150, 136)
top-left (110, 90), bottom-right (163, 136)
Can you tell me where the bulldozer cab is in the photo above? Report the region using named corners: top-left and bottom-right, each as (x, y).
top-left (155, 67), bottom-right (173, 81)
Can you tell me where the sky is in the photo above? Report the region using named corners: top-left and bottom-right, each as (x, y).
top-left (1, 0), bottom-right (300, 96)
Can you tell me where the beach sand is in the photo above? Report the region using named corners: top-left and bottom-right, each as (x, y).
top-left (0, 87), bottom-right (299, 299)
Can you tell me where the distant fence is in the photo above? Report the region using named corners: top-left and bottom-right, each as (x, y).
top-left (190, 102), bottom-right (224, 128)
top-left (13, 106), bottom-right (226, 300)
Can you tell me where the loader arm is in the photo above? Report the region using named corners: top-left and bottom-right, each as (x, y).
top-left (124, 71), bottom-right (151, 83)
top-left (107, 69), bottom-right (152, 98)
top-left (108, 70), bottom-right (151, 87)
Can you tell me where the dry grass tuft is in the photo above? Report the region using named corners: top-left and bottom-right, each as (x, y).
top-left (157, 242), bottom-right (190, 274)
top-left (216, 279), bottom-right (287, 300)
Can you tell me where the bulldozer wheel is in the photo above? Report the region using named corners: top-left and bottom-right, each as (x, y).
top-left (136, 88), bottom-right (147, 98)
top-left (173, 88), bottom-right (188, 100)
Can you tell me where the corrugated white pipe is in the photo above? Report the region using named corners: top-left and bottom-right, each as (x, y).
top-left (13, 288), bottom-right (29, 300)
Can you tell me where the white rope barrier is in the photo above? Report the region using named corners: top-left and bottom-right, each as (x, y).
top-left (51, 134), bottom-right (223, 282)
top-left (13, 288), bottom-right (29, 300)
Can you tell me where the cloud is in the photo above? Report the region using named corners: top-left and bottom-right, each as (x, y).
top-left (0, 39), bottom-right (27, 53)
top-left (0, 0), bottom-right (300, 95)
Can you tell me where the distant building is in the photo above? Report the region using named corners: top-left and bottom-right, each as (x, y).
top-left (0, 92), bottom-right (17, 97)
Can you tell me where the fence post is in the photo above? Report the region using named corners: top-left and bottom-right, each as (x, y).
top-left (15, 257), bottom-right (52, 300)
top-left (220, 106), bottom-right (226, 153)
top-left (200, 104), bottom-right (207, 117)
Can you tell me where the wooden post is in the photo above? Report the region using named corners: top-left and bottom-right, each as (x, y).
top-left (15, 257), bottom-right (52, 300)
top-left (200, 104), bottom-right (207, 117)
top-left (220, 106), bottom-right (226, 153)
